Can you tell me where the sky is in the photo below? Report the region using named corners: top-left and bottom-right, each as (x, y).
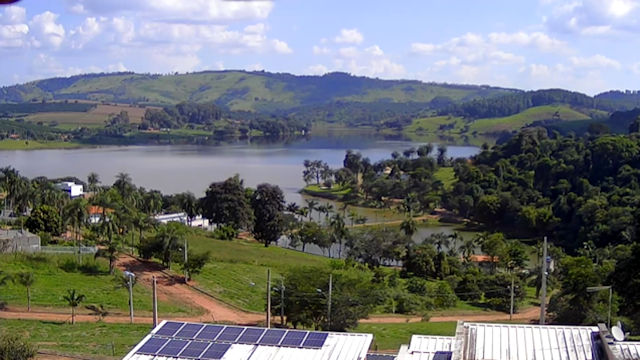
top-left (1, 0), bottom-right (640, 95)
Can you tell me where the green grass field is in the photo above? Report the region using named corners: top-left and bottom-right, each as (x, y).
top-left (355, 321), bottom-right (457, 351)
top-left (25, 111), bottom-right (109, 125)
top-left (468, 105), bottom-right (591, 133)
top-left (404, 116), bottom-right (465, 134)
top-left (0, 318), bottom-right (150, 358)
top-left (0, 253), bottom-right (197, 316)
top-left (184, 231), bottom-right (331, 312)
top-left (0, 139), bottom-right (82, 150)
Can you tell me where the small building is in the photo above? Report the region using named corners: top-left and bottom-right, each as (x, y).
top-left (154, 213), bottom-right (212, 229)
top-left (123, 320), bottom-right (372, 360)
top-left (0, 229), bottom-right (40, 253)
top-left (87, 205), bottom-right (113, 224)
top-left (56, 181), bottom-right (84, 198)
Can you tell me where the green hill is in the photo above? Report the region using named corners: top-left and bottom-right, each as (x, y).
top-left (0, 71), bottom-right (517, 111)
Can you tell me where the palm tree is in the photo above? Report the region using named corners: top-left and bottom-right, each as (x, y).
top-left (113, 172), bottom-right (134, 198)
top-left (460, 237), bottom-right (477, 263)
top-left (87, 172), bottom-right (100, 193)
top-left (305, 199), bottom-right (318, 221)
top-left (15, 272), bottom-right (35, 312)
top-left (85, 304), bottom-right (109, 321)
top-left (426, 232), bottom-right (450, 253)
top-left (64, 198), bottom-right (88, 249)
top-left (95, 240), bottom-right (119, 275)
top-left (96, 215), bottom-right (120, 274)
top-left (400, 216), bottom-right (417, 237)
top-left (63, 289), bottom-right (85, 325)
top-left (448, 232), bottom-right (461, 256)
top-left (329, 213), bottom-right (347, 258)
top-left (179, 192), bottom-right (199, 226)
top-left (156, 223), bottom-right (183, 269)
top-left (348, 209), bottom-right (359, 227)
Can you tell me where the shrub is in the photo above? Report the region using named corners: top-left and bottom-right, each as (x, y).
top-left (0, 332), bottom-right (36, 360)
top-left (213, 225), bottom-right (238, 241)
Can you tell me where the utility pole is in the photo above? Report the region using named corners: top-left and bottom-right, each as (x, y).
top-left (280, 277), bottom-right (285, 326)
top-left (327, 273), bottom-right (332, 330)
top-left (124, 271), bottom-right (135, 324)
top-left (152, 276), bottom-right (158, 328)
top-left (184, 238), bottom-right (188, 283)
top-left (509, 271), bottom-right (515, 321)
top-left (539, 236), bottom-right (548, 325)
top-left (266, 269), bottom-right (271, 328)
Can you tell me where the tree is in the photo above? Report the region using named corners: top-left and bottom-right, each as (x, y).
top-left (85, 304), bottom-right (109, 321)
top-left (329, 213), bottom-right (347, 258)
top-left (180, 251), bottom-right (211, 282)
top-left (87, 172), bottom-right (100, 193)
top-left (25, 205), bottom-right (63, 236)
top-left (251, 183), bottom-right (285, 247)
top-left (178, 192), bottom-right (199, 226)
top-left (0, 332), bottom-right (36, 360)
top-left (154, 222), bottom-right (184, 269)
top-left (14, 272), bottom-right (35, 312)
top-left (113, 172), bottom-right (135, 199)
top-left (63, 198), bottom-right (88, 248)
top-left (298, 221), bottom-right (326, 252)
top-left (200, 175), bottom-right (253, 231)
top-left (63, 289), bottom-right (85, 325)
top-left (400, 216), bottom-right (417, 237)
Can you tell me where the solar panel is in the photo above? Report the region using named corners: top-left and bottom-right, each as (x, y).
top-left (137, 337), bottom-right (168, 354)
top-left (258, 329), bottom-right (286, 345)
top-left (217, 326), bottom-right (244, 342)
top-left (201, 343), bottom-right (232, 360)
top-left (155, 321), bottom-right (184, 336)
top-left (176, 323), bottom-right (205, 339)
top-left (280, 330), bottom-right (308, 347)
top-left (196, 325), bottom-right (225, 341)
top-left (179, 341), bottom-right (211, 358)
top-left (303, 332), bottom-right (328, 348)
top-left (237, 328), bottom-right (265, 344)
top-left (157, 339), bottom-right (189, 356)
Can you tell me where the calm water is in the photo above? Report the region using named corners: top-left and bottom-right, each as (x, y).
top-left (0, 135), bottom-right (479, 205)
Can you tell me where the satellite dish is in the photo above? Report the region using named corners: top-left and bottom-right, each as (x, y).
top-left (611, 326), bottom-right (625, 342)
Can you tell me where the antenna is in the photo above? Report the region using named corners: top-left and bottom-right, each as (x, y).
top-left (611, 326), bottom-right (625, 342)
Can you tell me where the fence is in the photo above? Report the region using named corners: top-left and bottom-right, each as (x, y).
top-left (39, 245), bottom-right (98, 254)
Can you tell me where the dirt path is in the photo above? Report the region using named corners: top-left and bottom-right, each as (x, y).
top-left (360, 306), bottom-right (540, 323)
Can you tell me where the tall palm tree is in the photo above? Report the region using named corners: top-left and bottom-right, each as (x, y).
top-left (63, 289), bottom-right (85, 325)
top-left (400, 216), bottom-right (417, 237)
top-left (113, 172), bottom-right (134, 198)
top-left (305, 199), bottom-right (318, 221)
top-left (96, 215), bottom-right (120, 274)
top-left (87, 172), bottom-right (100, 193)
top-left (179, 192), bottom-right (199, 226)
top-left (460, 237), bottom-right (477, 263)
top-left (156, 223), bottom-right (183, 269)
top-left (15, 272), bottom-right (35, 312)
top-left (64, 198), bottom-right (88, 248)
top-left (426, 232), bottom-right (451, 253)
top-left (330, 213), bottom-right (347, 258)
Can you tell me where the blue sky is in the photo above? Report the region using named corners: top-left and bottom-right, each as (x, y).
top-left (1, 0), bottom-right (639, 94)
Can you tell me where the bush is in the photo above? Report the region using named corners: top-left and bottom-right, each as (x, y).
top-left (213, 225), bottom-right (238, 241)
top-left (429, 281), bottom-right (458, 309)
top-left (58, 258), bottom-right (78, 272)
top-left (0, 332), bottom-right (36, 360)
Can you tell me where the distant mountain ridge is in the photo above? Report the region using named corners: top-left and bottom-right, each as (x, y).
top-left (0, 71), bottom-right (519, 111)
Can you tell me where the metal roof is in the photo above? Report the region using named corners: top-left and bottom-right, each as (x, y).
top-left (459, 323), bottom-right (601, 360)
top-left (123, 321), bottom-right (373, 360)
top-left (396, 335), bottom-right (454, 360)
top-left (611, 342), bottom-right (640, 360)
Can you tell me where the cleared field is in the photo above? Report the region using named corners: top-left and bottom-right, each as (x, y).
top-left (468, 105), bottom-right (591, 133)
top-left (0, 253), bottom-right (197, 316)
top-left (25, 111), bottom-right (109, 125)
top-left (404, 116), bottom-right (464, 134)
top-left (0, 139), bottom-right (82, 150)
top-left (355, 321), bottom-right (457, 351)
top-left (90, 104), bottom-right (149, 123)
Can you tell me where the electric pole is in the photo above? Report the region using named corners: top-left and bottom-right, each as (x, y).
top-left (184, 238), bottom-right (188, 283)
top-left (510, 271), bottom-right (515, 321)
top-left (123, 271), bottom-right (135, 324)
top-left (266, 269), bottom-right (271, 328)
top-left (327, 273), bottom-right (332, 330)
top-left (152, 276), bottom-right (158, 328)
top-left (540, 236), bottom-right (548, 325)
top-left (280, 277), bottom-right (285, 326)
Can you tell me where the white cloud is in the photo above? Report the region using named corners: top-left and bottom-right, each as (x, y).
top-left (246, 63), bottom-right (264, 71)
top-left (69, 17), bottom-right (103, 49)
top-left (365, 45), bottom-right (384, 56)
top-left (29, 11), bottom-right (65, 49)
top-left (489, 50), bottom-right (525, 64)
top-left (65, 0), bottom-right (274, 22)
top-left (0, 23), bottom-right (29, 48)
top-left (544, 0), bottom-right (640, 34)
top-left (570, 54), bottom-right (621, 69)
top-left (338, 46), bottom-right (358, 58)
top-left (411, 42), bottom-right (437, 55)
top-left (308, 64), bottom-right (329, 75)
top-left (632, 62), bottom-right (640, 75)
top-left (334, 28), bottom-right (363, 44)
top-left (244, 23), bottom-right (266, 34)
top-left (312, 45), bottom-right (330, 55)
top-left (488, 31), bottom-right (566, 52)
top-left (271, 39), bottom-right (292, 54)
top-left (1, 6), bottom-right (26, 24)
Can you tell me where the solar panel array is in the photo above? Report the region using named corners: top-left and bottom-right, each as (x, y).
top-left (135, 321), bottom-right (330, 359)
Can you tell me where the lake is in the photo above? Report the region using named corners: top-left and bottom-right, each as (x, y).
top-left (0, 134), bottom-right (479, 205)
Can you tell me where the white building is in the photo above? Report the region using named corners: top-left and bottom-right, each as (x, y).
top-left (56, 181), bottom-right (84, 198)
top-left (0, 229), bottom-right (40, 253)
top-left (154, 213), bottom-right (213, 229)
top-left (123, 320), bottom-right (372, 360)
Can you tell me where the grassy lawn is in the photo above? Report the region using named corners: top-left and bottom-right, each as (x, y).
top-left (404, 116), bottom-right (464, 134)
top-left (25, 111), bottom-right (109, 126)
top-left (185, 231), bottom-right (331, 312)
top-left (355, 321), bottom-right (457, 351)
top-left (0, 253), bottom-right (197, 316)
top-left (434, 167), bottom-right (455, 190)
top-left (0, 139), bottom-right (83, 150)
top-left (0, 318), bottom-right (150, 358)
top-left (301, 184), bottom-right (352, 199)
